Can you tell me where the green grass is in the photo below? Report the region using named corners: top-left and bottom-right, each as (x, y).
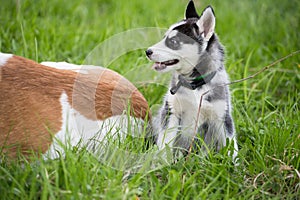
top-left (1, 0), bottom-right (300, 199)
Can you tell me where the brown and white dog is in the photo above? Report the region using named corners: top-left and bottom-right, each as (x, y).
top-left (0, 53), bottom-right (150, 159)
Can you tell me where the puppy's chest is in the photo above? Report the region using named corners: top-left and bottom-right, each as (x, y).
top-left (167, 87), bottom-right (207, 117)
top-left (166, 85), bottom-right (227, 122)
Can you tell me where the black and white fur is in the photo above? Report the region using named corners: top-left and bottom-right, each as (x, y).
top-left (146, 1), bottom-right (238, 160)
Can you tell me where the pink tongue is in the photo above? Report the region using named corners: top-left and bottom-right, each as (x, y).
top-left (152, 62), bottom-right (166, 71)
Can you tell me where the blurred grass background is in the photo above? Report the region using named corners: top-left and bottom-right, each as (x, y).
top-left (0, 0), bottom-right (299, 199)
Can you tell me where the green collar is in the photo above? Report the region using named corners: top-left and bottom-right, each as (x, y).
top-left (192, 72), bottom-right (214, 82)
top-left (170, 71), bottom-right (216, 95)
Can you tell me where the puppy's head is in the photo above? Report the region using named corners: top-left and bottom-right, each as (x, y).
top-left (146, 1), bottom-right (216, 74)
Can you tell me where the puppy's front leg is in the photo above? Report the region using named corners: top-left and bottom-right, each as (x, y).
top-left (157, 114), bottom-right (180, 150)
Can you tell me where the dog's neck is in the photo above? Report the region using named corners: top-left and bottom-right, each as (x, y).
top-left (170, 69), bottom-right (216, 95)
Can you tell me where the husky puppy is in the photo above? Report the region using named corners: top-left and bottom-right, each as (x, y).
top-left (146, 1), bottom-right (238, 160)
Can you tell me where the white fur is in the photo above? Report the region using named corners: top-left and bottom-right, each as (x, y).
top-left (0, 53), bottom-right (13, 66)
top-left (43, 92), bottom-right (144, 159)
top-left (168, 30), bottom-right (179, 38)
top-left (157, 114), bottom-right (179, 149)
top-left (41, 61), bottom-right (100, 74)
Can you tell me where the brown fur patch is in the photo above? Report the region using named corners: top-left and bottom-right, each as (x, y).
top-left (0, 55), bottom-right (150, 158)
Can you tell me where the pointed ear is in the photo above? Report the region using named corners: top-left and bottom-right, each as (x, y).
top-left (196, 6), bottom-right (215, 41)
top-left (185, 1), bottom-right (199, 19)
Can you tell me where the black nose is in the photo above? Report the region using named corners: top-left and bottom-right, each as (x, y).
top-left (145, 49), bottom-right (153, 57)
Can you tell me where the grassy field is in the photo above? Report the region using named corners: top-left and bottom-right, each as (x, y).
top-left (0, 0), bottom-right (299, 199)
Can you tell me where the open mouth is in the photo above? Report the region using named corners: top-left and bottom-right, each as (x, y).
top-left (152, 59), bottom-right (179, 71)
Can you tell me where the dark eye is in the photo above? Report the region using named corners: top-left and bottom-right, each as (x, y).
top-left (166, 36), bottom-right (180, 50)
top-left (170, 37), bottom-right (179, 45)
